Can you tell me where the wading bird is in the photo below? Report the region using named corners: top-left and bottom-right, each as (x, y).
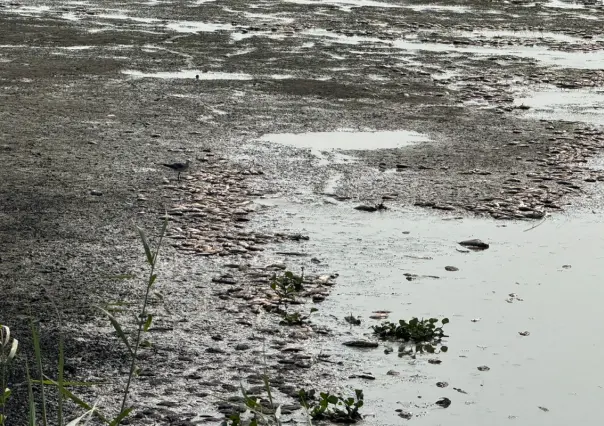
top-left (162, 159), bottom-right (190, 180)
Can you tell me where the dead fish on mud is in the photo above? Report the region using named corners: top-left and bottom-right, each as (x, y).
top-left (354, 202), bottom-right (387, 212)
top-left (458, 239), bottom-right (490, 251)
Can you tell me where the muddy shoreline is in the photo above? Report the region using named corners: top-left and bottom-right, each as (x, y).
top-left (2, 0), bottom-right (604, 424)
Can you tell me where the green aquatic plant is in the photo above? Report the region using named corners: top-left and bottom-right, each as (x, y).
top-left (372, 317), bottom-right (449, 343)
top-left (270, 270), bottom-right (304, 302)
top-left (298, 388), bottom-right (364, 423)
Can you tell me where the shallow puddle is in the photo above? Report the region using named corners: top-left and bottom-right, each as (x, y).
top-left (258, 130), bottom-right (430, 151)
top-left (514, 87), bottom-right (604, 125)
top-left (254, 201), bottom-right (604, 425)
top-left (122, 69), bottom-right (253, 79)
top-left (405, 5), bottom-right (472, 13)
top-left (283, 0), bottom-right (400, 10)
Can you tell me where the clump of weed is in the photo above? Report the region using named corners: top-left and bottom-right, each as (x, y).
top-left (298, 389), bottom-right (364, 423)
top-left (372, 317), bottom-right (449, 355)
top-left (270, 270), bottom-right (304, 302)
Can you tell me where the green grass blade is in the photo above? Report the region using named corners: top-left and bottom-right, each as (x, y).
top-left (143, 315), bottom-right (152, 332)
top-left (25, 360), bottom-right (36, 426)
top-left (97, 308), bottom-right (133, 357)
top-left (137, 227), bottom-right (154, 265)
top-left (51, 381), bottom-right (109, 424)
top-left (152, 217), bottom-right (169, 265)
top-left (108, 407), bottom-right (133, 426)
top-left (30, 320), bottom-right (48, 426)
top-left (58, 333), bottom-right (64, 426)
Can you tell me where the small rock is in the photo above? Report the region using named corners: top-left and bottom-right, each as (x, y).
top-left (386, 370), bottom-right (400, 376)
top-left (311, 257), bottom-right (321, 264)
top-left (398, 410), bottom-right (413, 419)
top-left (384, 346), bottom-right (394, 354)
top-left (538, 406), bottom-right (549, 412)
top-left (518, 331), bottom-right (530, 336)
top-left (354, 202), bottom-right (387, 212)
top-left (562, 265), bottom-right (571, 269)
top-left (428, 359), bottom-right (442, 365)
top-left (453, 387), bottom-right (467, 394)
top-left (234, 343), bottom-right (250, 351)
top-left (435, 397), bottom-right (451, 408)
top-left (343, 340), bottom-right (379, 348)
top-left (471, 318), bottom-right (481, 322)
top-left (477, 365), bottom-right (490, 372)
top-left (458, 239), bottom-right (489, 250)
top-left (90, 190), bottom-right (103, 196)
top-left (436, 381), bottom-right (448, 388)
top-left (445, 266), bottom-right (459, 272)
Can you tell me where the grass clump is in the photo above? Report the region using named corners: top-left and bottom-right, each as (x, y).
top-left (372, 317), bottom-right (449, 355)
top-left (298, 389), bottom-right (364, 423)
top-left (1, 220), bottom-right (168, 426)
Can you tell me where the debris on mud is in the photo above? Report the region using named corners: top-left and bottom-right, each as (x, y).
top-left (477, 365), bottom-right (491, 372)
top-left (459, 239), bottom-right (490, 250)
top-left (354, 202), bottom-right (388, 212)
top-left (397, 409), bottom-right (413, 419)
top-left (343, 340), bottom-right (379, 348)
top-left (445, 266), bottom-right (459, 272)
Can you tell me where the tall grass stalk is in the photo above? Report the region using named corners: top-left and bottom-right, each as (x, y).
top-left (101, 218), bottom-right (168, 424)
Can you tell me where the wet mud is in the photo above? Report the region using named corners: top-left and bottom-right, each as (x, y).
top-left (1, 0), bottom-right (604, 424)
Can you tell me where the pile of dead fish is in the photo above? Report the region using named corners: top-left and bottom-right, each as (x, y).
top-left (162, 154), bottom-right (305, 256)
top-left (469, 127), bottom-right (604, 219)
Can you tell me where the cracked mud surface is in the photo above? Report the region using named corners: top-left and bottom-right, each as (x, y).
top-left (1, 0), bottom-right (604, 424)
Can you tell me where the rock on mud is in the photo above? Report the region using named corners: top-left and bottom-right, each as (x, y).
top-left (354, 202), bottom-right (387, 212)
top-left (435, 397), bottom-right (451, 408)
top-left (459, 239), bottom-right (490, 250)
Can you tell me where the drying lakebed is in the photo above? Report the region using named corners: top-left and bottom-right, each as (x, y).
top-left (1, 0), bottom-right (604, 425)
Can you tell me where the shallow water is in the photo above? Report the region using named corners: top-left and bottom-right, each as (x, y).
top-left (254, 200), bottom-right (604, 425)
top-left (514, 87), bottom-right (604, 125)
top-left (257, 130), bottom-right (430, 151)
top-left (122, 69), bottom-right (253, 79)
